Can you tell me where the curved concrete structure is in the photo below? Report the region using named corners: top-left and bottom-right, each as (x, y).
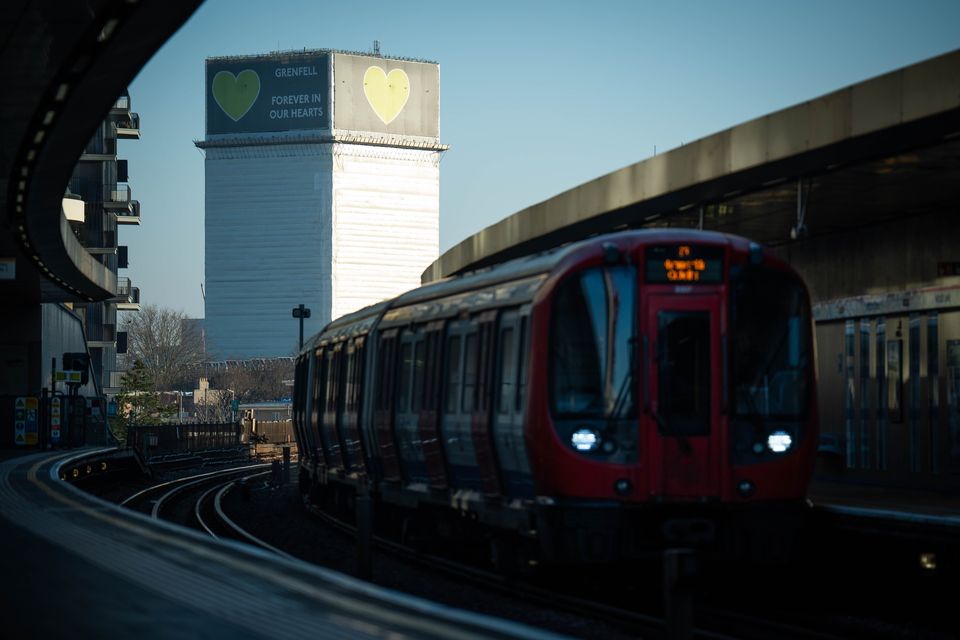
top-left (1, 0), bottom-right (203, 303)
top-left (424, 49), bottom-right (960, 283)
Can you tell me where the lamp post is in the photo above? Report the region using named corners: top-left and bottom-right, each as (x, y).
top-left (292, 304), bottom-right (311, 351)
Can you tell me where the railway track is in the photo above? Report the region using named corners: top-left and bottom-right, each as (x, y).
top-left (114, 468), bottom-right (951, 638)
top-left (303, 501), bottom-right (950, 640)
top-left (118, 464), bottom-right (294, 558)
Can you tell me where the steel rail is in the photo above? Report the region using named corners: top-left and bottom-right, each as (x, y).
top-left (208, 474), bottom-right (297, 561)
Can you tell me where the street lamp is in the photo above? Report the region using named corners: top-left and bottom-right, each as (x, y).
top-left (292, 304), bottom-right (311, 351)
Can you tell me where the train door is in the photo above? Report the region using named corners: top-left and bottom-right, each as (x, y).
top-left (322, 344), bottom-right (347, 473)
top-left (472, 310), bottom-right (504, 497)
top-left (441, 320), bottom-right (481, 491)
top-left (491, 309), bottom-right (533, 498)
top-left (643, 294), bottom-right (722, 498)
top-left (374, 329), bottom-right (403, 483)
top-left (395, 326), bottom-right (429, 486)
top-left (419, 321), bottom-right (449, 490)
top-left (311, 347), bottom-right (331, 470)
top-left (340, 338), bottom-right (367, 475)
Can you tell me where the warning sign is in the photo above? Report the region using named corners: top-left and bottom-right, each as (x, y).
top-left (25, 397), bottom-right (38, 446)
top-left (51, 397), bottom-right (61, 443)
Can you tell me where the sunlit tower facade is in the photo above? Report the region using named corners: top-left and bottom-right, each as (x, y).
top-left (198, 50), bottom-right (444, 359)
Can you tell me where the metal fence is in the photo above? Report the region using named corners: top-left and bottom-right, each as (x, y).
top-left (126, 422), bottom-right (241, 457)
top-left (245, 420), bottom-right (294, 444)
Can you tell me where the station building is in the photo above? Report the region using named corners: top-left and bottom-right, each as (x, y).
top-left (197, 49), bottom-right (445, 360)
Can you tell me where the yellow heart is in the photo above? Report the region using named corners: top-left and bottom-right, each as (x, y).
top-left (363, 66), bottom-right (410, 125)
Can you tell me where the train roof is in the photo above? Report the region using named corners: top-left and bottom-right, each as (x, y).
top-left (301, 228), bottom-right (753, 354)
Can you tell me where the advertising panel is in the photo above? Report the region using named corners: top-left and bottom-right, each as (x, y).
top-left (206, 52), bottom-right (331, 135)
top-left (333, 53), bottom-right (439, 138)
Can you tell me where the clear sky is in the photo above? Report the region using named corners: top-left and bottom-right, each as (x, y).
top-left (121, 0), bottom-right (960, 319)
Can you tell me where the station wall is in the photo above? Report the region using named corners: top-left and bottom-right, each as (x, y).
top-left (775, 207), bottom-right (959, 304)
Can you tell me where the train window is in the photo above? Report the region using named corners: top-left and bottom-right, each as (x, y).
top-left (498, 328), bottom-right (515, 415)
top-left (550, 266), bottom-right (636, 417)
top-left (463, 333), bottom-right (478, 413)
top-left (314, 349), bottom-right (326, 417)
top-left (445, 335), bottom-right (461, 414)
top-left (731, 269), bottom-right (812, 418)
top-left (398, 342), bottom-right (413, 414)
top-left (352, 339), bottom-right (365, 413)
top-left (325, 349), bottom-right (338, 414)
top-left (412, 340), bottom-right (425, 413)
top-left (376, 335), bottom-right (396, 412)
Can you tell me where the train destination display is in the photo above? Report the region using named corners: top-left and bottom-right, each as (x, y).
top-left (645, 245), bottom-right (724, 283)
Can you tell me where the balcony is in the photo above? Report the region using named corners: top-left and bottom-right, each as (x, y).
top-left (114, 277), bottom-right (141, 311)
top-left (88, 323), bottom-right (117, 348)
top-left (116, 199), bottom-right (141, 225)
top-left (62, 194), bottom-right (85, 223)
top-left (115, 113), bottom-right (140, 139)
top-left (104, 183), bottom-right (133, 211)
top-left (79, 135), bottom-right (116, 161)
top-left (111, 93), bottom-right (131, 115)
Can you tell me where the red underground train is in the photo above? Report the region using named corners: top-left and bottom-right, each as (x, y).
top-left (292, 229), bottom-right (818, 566)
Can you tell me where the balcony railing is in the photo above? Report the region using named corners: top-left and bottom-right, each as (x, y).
top-left (82, 136), bottom-right (117, 158)
top-left (117, 200), bottom-right (141, 225)
top-left (89, 324), bottom-right (117, 346)
top-left (115, 113), bottom-right (140, 139)
top-left (104, 183), bottom-right (132, 210)
top-left (113, 93), bottom-right (131, 111)
top-left (116, 277), bottom-right (134, 298)
top-left (115, 277), bottom-right (141, 310)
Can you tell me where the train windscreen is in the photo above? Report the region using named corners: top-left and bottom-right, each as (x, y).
top-left (550, 265), bottom-right (636, 418)
top-left (731, 269), bottom-right (812, 418)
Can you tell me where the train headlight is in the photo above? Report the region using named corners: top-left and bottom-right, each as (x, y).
top-left (571, 428), bottom-right (600, 452)
top-left (767, 431), bottom-right (792, 453)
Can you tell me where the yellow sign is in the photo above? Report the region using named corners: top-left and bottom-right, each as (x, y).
top-left (363, 66), bottom-right (410, 125)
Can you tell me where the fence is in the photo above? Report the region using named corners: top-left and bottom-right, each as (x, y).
top-left (245, 419), bottom-right (294, 444)
top-left (126, 422), bottom-right (241, 458)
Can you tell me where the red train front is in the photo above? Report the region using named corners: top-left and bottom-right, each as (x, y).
top-left (293, 229), bottom-right (818, 566)
top-left (526, 231), bottom-right (817, 561)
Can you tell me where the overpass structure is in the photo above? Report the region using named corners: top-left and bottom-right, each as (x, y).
top-left (423, 50), bottom-right (960, 288)
top-left (0, 0), bottom-right (202, 399)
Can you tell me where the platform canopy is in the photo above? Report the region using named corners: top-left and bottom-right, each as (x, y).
top-left (424, 50), bottom-right (960, 284)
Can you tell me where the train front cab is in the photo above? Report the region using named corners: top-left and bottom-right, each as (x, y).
top-left (532, 237), bottom-right (818, 563)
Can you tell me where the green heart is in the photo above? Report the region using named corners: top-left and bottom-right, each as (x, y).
top-left (212, 69), bottom-right (260, 122)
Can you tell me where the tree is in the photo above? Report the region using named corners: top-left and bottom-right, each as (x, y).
top-left (112, 359), bottom-right (175, 430)
top-left (122, 305), bottom-right (205, 391)
top-left (213, 358), bottom-right (293, 405)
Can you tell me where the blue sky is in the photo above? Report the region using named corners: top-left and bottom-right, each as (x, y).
top-left (121, 0), bottom-right (960, 318)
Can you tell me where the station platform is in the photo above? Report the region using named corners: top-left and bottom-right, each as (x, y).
top-left (809, 477), bottom-right (960, 528)
top-left (0, 448), bottom-right (561, 640)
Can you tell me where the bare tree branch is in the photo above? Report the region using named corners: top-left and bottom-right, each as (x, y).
top-left (122, 305), bottom-right (205, 391)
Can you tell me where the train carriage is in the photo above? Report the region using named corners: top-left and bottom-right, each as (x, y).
top-left (293, 229), bottom-right (818, 565)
